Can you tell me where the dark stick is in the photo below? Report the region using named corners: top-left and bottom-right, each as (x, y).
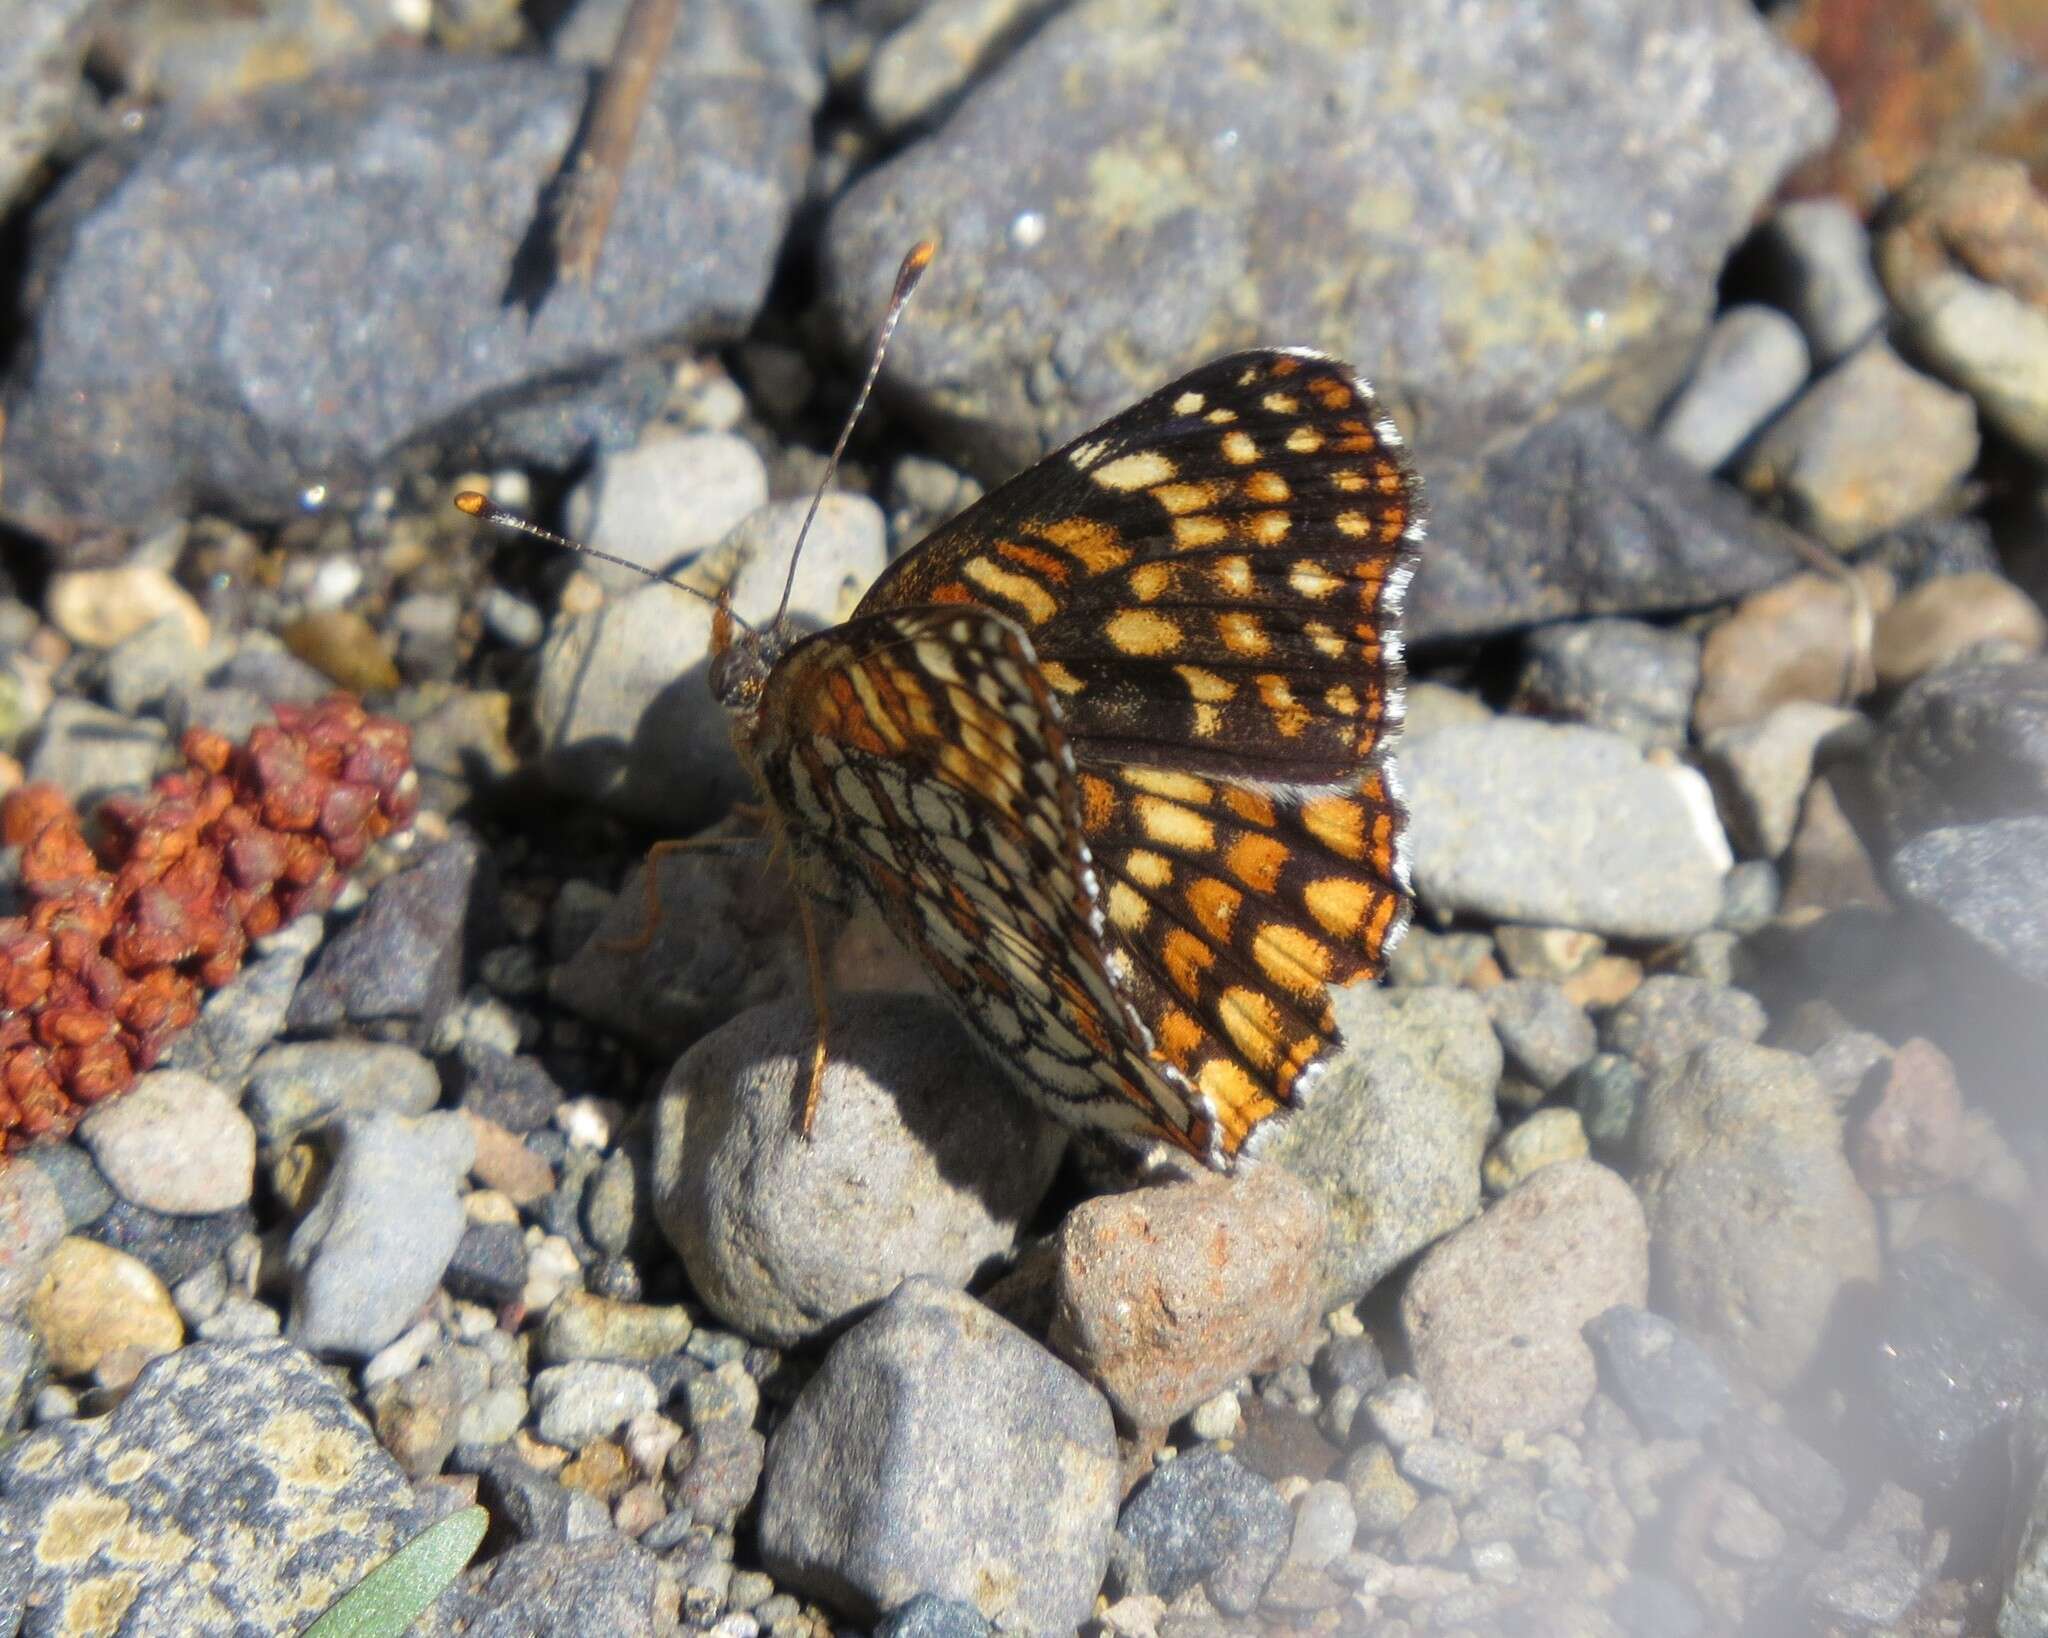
top-left (552, 0), bottom-right (684, 287)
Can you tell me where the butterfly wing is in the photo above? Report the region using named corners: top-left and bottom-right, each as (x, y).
top-left (856, 349), bottom-right (1420, 1155)
top-left (749, 604), bottom-right (1223, 1158)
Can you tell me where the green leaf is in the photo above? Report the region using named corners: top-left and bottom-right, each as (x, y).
top-left (303, 1505), bottom-right (488, 1638)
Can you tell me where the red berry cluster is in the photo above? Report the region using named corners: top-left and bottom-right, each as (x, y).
top-left (0, 696), bottom-right (418, 1152)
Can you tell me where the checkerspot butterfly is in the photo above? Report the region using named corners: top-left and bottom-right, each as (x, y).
top-left (710, 355), bottom-right (1420, 1168)
top-left (464, 253), bottom-right (1421, 1168)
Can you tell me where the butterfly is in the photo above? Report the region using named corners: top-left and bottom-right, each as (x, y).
top-left (705, 339), bottom-right (1421, 1169)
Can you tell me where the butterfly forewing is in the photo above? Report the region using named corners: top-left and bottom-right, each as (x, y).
top-left (858, 350), bottom-right (1419, 784)
top-left (748, 348), bottom-right (1419, 1166)
top-left (749, 606), bottom-right (1220, 1155)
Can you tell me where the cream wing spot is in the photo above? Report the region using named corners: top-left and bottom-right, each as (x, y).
top-left (1093, 450), bottom-right (1176, 491)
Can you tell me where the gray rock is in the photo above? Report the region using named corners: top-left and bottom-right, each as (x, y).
top-left (758, 1278), bottom-right (1118, 1634)
top-left (1403, 721), bottom-right (1727, 938)
top-left (1802, 1533), bottom-right (1929, 1630)
top-left (551, 0), bottom-right (822, 106)
top-left (533, 493), bottom-right (886, 828)
top-left (162, 913), bottom-right (322, 1085)
top-left (1714, 1411), bottom-right (1848, 1539)
top-left (23, 696), bottom-right (170, 807)
top-left (1869, 1243), bottom-right (2048, 1501)
top-left (1656, 305), bottom-right (1810, 471)
top-left (1413, 408), bottom-right (1818, 641)
top-left (1717, 860), bottom-right (1780, 934)
top-left (2, 54), bottom-right (809, 535)
top-left (77, 1070), bottom-right (256, 1214)
top-left (287, 1110), bottom-right (475, 1358)
top-left (429, 1534), bottom-right (677, 1636)
top-left (1286, 1480), bottom-right (1357, 1569)
top-left (530, 1360), bottom-right (659, 1447)
top-left (1739, 341), bottom-right (1979, 551)
top-left (1702, 701), bottom-right (1863, 858)
top-left (1400, 1159), bottom-right (1648, 1449)
top-left (1564, 1053), bottom-right (1645, 1155)
top-left (821, 0), bottom-right (1829, 500)
top-left (1634, 1042), bottom-right (1879, 1392)
top-left (450, 1044), bottom-right (565, 1133)
top-left (244, 1040), bottom-right (444, 1148)
top-left (1398, 1437), bottom-right (1491, 1503)
top-left (103, 613), bottom-right (207, 718)
top-left (0, 0), bottom-right (94, 215)
top-left (1610, 1575), bottom-right (1704, 1638)
top-left (1763, 199), bottom-right (1887, 365)
top-left (1584, 1306), bottom-right (1734, 1440)
top-left (0, 1161), bottom-right (66, 1322)
top-left (1881, 159), bottom-right (2048, 464)
top-left (88, 1199), bottom-right (253, 1288)
top-left (0, 1322), bottom-right (37, 1432)
top-left (873, 1593), bottom-right (995, 1638)
top-left (288, 829), bottom-right (497, 1043)
top-left (1598, 975), bottom-right (1767, 1076)
top-left (1890, 817), bottom-right (2048, 988)
top-left (1859, 659), bottom-right (2048, 847)
top-left (1514, 618), bottom-right (1701, 753)
top-left (562, 431), bottom-right (768, 591)
top-left (551, 836), bottom-right (812, 1061)
top-left (2002, 1398), bottom-right (2048, 1638)
top-left (1110, 1446), bottom-right (1290, 1615)
top-left (1482, 1107), bottom-right (1589, 1192)
top-left (1482, 980), bottom-right (1596, 1093)
top-left (1263, 985), bottom-right (1497, 1305)
top-left (443, 1222), bottom-right (527, 1309)
top-left (0, 1341), bottom-right (433, 1633)
top-left (652, 993), bottom-right (1064, 1348)
top-left (1364, 1375), bottom-right (1436, 1450)
top-left (1873, 570), bottom-right (2045, 690)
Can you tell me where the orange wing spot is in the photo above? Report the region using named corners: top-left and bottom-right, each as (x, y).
top-left (1226, 832), bottom-right (1288, 894)
top-left (996, 540), bottom-right (1071, 583)
top-left (1210, 555), bottom-right (1253, 595)
top-left (1185, 875), bottom-right (1242, 943)
top-left (1247, 511), bottom-right (1291, 545)
top-left (1104, 609), bottom-right (1182, 656)
top-left (1157, 1006), bottom-right (1204, 1070)
top-left (1303, 794), bottom-right (1367, 859)
top-left (1123, 766), bottom-right (1214, 803)
top-left (1125, 848), bottom-right (1174, 888)
top-left (1198, 1058), bottom-right (1274, 1144)
top-left (931, 581), bottom-right (975, 604)
top-left (962, 556), bottom-right (1058, 623)
top-left (1154, 481), bottom-right (1225, 516)
top-left (1304, 875), bottom-right (1374, 937)
top-left (1368, 887), bottom-right (1399, 944)
top-left (1325, 683), bottom-right (1359, 716)
top-left (1037, 516), bottom-right (1130, 573)
top-left (1223, 786), bottom-right (1276, 827)
top-left (1217, 611), bottom-right (1270, 658)
top-left (1244, 470), bottom-right (1291, 503)
top-left (1286, 425), bottom-right (1325, 455)
top-left (1256, 674), bottom-right (1310, 737)
top-left (1040, 660), bottom-right (1085, 693)
top-left (1331, 470), bottom-right (1368, 492)
top-left (1219, 985), bottom-right (1283, 1069)
top-left (1270, 355), bottom-right (1302, 377)
top-left (1079, 773), bottom-right (1118, 831)
top-left (825, 674), bottom-right (890, 755)
top-left (1335, 511), bottom-right (1372, 537)
top-left (1173, 515), bottom-right (1230, 549)
top-left (1308, 376), bottom-right (1354, 410)
top-left (1359, 768), bottom-right (1389, 805)
top-left (1379, 510), bottom-right (1410, 544)
top-left (1174, 665), bottom-right (1236, 703)
top-left (1128, 562), bottom-right (1175, 602)
top-left (1137, 795), bottom-right (1215, 853)
top-left (1163, 927), bottom-right (1213, 999)
top-left (1252, 922), bottom-right (1333, 997)
top-left (1070, 1000), bottom-right (1114, 1057)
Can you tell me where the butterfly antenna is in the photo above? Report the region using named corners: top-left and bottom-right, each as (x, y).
top-left (452, 491), bottom-right (758, 634)
top-left (771, 238), bottom-right (937, 630)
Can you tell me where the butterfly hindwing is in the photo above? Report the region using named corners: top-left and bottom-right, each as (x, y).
top-left (749, 605), bottom-right (1219, 1154)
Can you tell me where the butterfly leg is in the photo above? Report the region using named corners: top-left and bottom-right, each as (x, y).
top-left (793, 889), bottom-right (833, 1138)
top-left (599, 806), bottom-right (775, 955)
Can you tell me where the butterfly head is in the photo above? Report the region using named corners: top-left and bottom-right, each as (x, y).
top-left (707, 594), bottom-right (788, 716)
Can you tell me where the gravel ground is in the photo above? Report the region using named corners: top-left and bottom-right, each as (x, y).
top-left (1, 2), bottom-right (2046, 1635)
